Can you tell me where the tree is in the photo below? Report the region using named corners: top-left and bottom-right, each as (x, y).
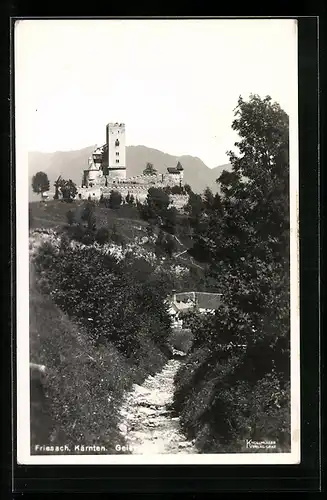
top-left (54, 176), bottom-right (63, 200)
top-left (203, 187), bottom-right (215, 210)
top-left (209, 94), bottom-right (289, 351)
top-left (188, 189), bottom-right (223, 261)
top-left (143, 162), bottom-right (157, 176)
top-left (184, 191), bottom-right (205, 229)
top-left (32, 172), bottom-right (50, 197)
top-left (141, 187), bottom-right (170, 221)
top-left (173, 94), bottom-right (291, 452)
top-left (109, 190), bottom-right (122, 209)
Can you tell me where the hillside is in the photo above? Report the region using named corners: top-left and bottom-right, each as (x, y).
top-left (28, 145), bottom-right (231, 201)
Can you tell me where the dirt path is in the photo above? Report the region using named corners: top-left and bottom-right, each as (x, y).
top-left (118, 358), bottom-right (196, 454)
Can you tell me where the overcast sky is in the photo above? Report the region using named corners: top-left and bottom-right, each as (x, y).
top-left (15, 18), bottom-right (298, 168)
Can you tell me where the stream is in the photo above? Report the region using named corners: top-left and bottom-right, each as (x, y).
top-left (118, 357), bottom-right (196, 454)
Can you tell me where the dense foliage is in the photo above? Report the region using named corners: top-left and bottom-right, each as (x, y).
top-left (53, 176), bottom-right (77, 202)
top-left (61, 179), bottom-right (78, 202)
top-left (32, 171), bottom-right (50, 196)
top-left (172, 94), bottom-right (291, 452)
top-left (33, 236), bottom-right (173, 359)
top-left (138, 187), bottom-right (179, 235)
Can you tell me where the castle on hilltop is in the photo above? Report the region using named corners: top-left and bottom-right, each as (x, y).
top-left (76, 122), bottom-right (188, 208)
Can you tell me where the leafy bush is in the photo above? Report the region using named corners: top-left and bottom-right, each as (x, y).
top-left (61, 179), bottom-right (77, 202)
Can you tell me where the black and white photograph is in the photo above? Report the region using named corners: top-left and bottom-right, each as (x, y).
top-left (16, 17), bottom-right (300, 465)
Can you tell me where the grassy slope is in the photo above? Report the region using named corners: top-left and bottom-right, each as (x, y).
top-left (29, 200), bottom-right (147, 238)
top-left (30, 263), bottom-right (168, 454)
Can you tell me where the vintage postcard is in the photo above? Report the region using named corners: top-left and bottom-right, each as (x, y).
top-left (15, 17), bottom-right (300, 465)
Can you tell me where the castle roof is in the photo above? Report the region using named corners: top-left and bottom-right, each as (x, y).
top-left (167, 167), bottom-right (180, 174)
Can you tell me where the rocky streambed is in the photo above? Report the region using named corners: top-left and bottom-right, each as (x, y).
top-left (118, 357), bottom-right (196, 454)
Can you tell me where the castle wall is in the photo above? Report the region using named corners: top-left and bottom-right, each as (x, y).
top-left (76, 184), bottom-right (187, 209)
top-left (76, 187), bottom-right (102, 200)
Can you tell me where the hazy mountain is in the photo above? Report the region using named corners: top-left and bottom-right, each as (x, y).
top-left (28, 145), bottom-right (231, 201)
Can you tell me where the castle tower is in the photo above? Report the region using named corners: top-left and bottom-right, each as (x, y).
top-left (106, 122), bottom-right (126, 180)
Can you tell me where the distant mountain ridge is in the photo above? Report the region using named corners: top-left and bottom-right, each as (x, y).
top-left (28, 145), bottom-right (232, 201)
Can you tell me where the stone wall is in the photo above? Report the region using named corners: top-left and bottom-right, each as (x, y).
top-left (76, 179), bottom-right (188, 211)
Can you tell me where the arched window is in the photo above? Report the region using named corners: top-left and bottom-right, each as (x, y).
top-left (115, 139), bottom-right (120, 147)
